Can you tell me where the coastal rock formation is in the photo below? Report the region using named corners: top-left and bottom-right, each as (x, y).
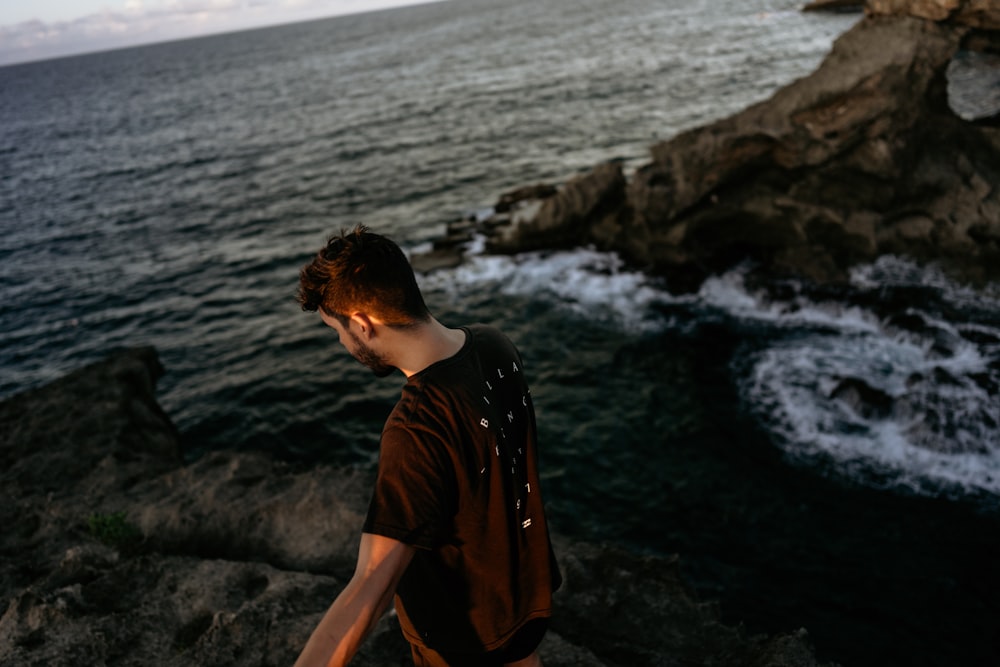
top-left (421, 1), bottom-right (1000, 292)
top-left (486, 161), bottom-right (627, 255)
top-left (0, 348), bottom-right (836, 666)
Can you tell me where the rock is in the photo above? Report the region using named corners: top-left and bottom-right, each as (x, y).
top-left (486, 161), bottom-right (627, 254)
top-left (411, 163), bottom-right (626, 271)
top-left (408, 246), bottom-right (466, 273)
top-left (1, 554), bottom-right (338, 666)
top-left (0, 346), bottom-right (180, 494)
top-left (829, 377), bottom-right (895, 420)
top-left (0, 347), bottom-right (182, 600)
top-left (438, 3), bottom-right (1000, 293)
top-left (495, 183), bottom-right (559, 213)
top-left (621, 13), bottom-right (1000, 289)
top-left (0, 349), bottom-right (839, 666)
top-left (130, 449), bottom-right (370, 575)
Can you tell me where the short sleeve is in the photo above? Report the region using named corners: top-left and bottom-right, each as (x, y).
top-left (363, 425), bottom-right (456, 549)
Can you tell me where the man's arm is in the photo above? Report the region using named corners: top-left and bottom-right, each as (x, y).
top-left (294, 532), bottom-right (416, 667)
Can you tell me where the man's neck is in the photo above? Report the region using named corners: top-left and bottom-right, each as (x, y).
top-left (392, 319), bottom-right (466, 378)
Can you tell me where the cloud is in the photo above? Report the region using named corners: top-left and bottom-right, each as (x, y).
top-left (0, 0), bottom-right (403, 66)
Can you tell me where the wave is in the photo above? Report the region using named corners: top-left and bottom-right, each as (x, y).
top-left (721, 261), bottom-right (1000, 504)
top-left (436, 243), bottom-right (1000, 505)
top-left (416, 240), bottom-right (676, 334)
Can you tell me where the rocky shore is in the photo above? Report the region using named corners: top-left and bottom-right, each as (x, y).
top-left (0, 347), bottom-right (834, 666)
top-left (413, 0), bottom-right (1000, 293)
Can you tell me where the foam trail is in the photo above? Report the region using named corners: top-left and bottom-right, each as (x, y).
top-left (726, 260), bottom-right (1000, 500)
top-left (419, 242), bottom-right (677, 333)
top-left (697, 269), bottom-right (883, 334)
top-left (423, 246), bottom-right (1000, 501)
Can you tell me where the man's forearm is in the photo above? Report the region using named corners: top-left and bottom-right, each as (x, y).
top-left (293, 533), bottom-right (415, 667)
top-left (293, 576), bottom-right (389, 667)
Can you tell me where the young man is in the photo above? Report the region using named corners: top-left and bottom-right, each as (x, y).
top-left (294, 226), bottom-right (560, 667)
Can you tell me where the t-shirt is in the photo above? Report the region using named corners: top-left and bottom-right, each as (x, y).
top-left (363, 324), bottom-right (561, 654)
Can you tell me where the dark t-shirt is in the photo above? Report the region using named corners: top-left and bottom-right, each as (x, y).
top-left (363, 324), bottom-right (560, 653)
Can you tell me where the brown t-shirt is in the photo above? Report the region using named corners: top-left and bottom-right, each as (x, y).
top-left (363, 324), bottom-right (560, 653)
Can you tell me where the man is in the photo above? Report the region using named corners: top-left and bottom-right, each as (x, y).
top-left (294, 226), bottom-right (560, 667)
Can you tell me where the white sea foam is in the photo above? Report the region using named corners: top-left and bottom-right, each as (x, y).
top-left (852, 255), bottom-right (1000, 308)
top-left (697, 269), bottom-right (882, 334)
top-left (427, 245), bottom-right (1000, 500)
top-left (420, 242), bottom-right (677, 333)
top-left (731, 260), bottom-right (1000, 499)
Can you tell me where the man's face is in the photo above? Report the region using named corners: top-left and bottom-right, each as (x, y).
top-left (320, 310), bottom-right (395, 378)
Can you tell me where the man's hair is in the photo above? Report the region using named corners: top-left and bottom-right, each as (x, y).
top-left (297, 225), bottom-right (431, 327)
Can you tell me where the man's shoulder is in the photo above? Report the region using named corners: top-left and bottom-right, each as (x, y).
top-left (466, 323), bottom-right (517, 354)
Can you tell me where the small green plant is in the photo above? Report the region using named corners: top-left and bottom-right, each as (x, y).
top-left (87, 511), bottom-right (142, 550)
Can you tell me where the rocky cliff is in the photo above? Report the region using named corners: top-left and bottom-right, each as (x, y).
top-left (415, 0), bottom-right (1000, 292)
top-left (0, 348), bottom-right (834, 666)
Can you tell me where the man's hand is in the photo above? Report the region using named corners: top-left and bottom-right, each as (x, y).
top-left (294, 533), bottom-right (415, 667)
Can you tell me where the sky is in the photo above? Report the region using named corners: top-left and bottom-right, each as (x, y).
top-left (0, 0), bottom-right (443, 66)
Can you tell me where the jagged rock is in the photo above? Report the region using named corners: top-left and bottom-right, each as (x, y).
top-left (495, 183), bottom-right (559, 213)
top-left (0, 347), bottom-right (182, 601)
top-left (0, 349), bottom-right (839, 666)
top-left (410, 217), bottom-right (477, 273)
top-left (621, 13), bottom-right (1000, 289)
top-left (0, 553), bottom-right (370, 667)
top-left (486, 161), bottom-right (627, 254)
top-left (0, 346), bottom-right (180, 494)
top-left (450, 4), bottom-right (1000, 293)
top-left (409, 246), bottom-right (465, 273)
top-left (130, 449), bottom-right (369, 575)
top-left (829, 377), bottom-right (895, 420)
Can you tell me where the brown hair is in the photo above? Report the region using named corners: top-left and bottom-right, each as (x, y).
top-left (297, 225), bottom-right (430, 327)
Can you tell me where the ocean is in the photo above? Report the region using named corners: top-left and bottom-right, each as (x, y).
top-left (2, 1), bottom-right (998, 665)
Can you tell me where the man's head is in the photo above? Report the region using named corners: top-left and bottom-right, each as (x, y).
top-left (298, 226), bottom-right (430, 376)
top-left (298, 225), bottom-right (430, 326)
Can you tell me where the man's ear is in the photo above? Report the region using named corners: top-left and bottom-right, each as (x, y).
top-left (349, 312), bottom-right (376, 338)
